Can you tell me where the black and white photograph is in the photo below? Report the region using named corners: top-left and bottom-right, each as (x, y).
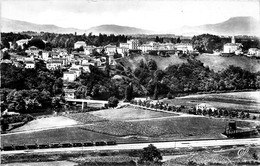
top-left (1, 0), bottom-right (260, 165)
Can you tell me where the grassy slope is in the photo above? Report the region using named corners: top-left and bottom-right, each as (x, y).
top-left (118, 54), bottom-right (260, 73)
top-left (89, 107), bottom-right (177, 121)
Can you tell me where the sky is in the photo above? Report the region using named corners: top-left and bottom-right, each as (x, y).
top-left (1, 0), bottom-right (260, 32)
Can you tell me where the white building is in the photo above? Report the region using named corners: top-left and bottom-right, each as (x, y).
top-left (175, 43), bottom-right (194, 53)
top-left (196, 103), bottom-right (217, 111)
top-left (223, 36), bottom-right (242, 54)
top-left (248, 48), bottom-right (260, 57)
top-left (138, 44), bottom-right (153, 53)
top-left (64, 89), bottom-right (76, 99)
top-left (117, 47), bottom-right (129, 56)
top-left (105, 44), bottom-right (117, 55)
top-left (63, 71), bottom-right (77, 82)
top-left (127, 39), bottom-right (140, 50)
top-left (42, 51), bottom-right (50, 61)
top-left (84, 45), bottom-right (96, 55)
top-left (223, 43), bottom-right (242, 53)
top-left (74, 41), bottom-right (86, 49)
top-left (46, 59), bottom-right (63, 70)
top-left (119, 43), bottom-right (130, 49)
top-left (16, 38), bottom-right (30, 49)
top-left (25, 46), bottom-right (40, 56)
top-left (24, 61), bottom-right (35, 69)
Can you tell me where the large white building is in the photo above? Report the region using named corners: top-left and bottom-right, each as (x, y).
top-left (127, 39), bottom-right (141, 50)
top-left (223, 36), bottom-right (242, 54)
top-left (74, 41), bottom-right (86, 49)
top-left (105, 44), bottom-right (117, 55)
top-left (138, 44), bottom-right (153, 53)
top-left (175, 43), bottom-right (194, 53)
top-left (63, 71), bottom-right (77, 82)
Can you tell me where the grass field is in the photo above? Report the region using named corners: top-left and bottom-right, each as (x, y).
top-left (81, 116), bottom-right (232, 138)
top-left (10, 116), bottom-right (79, 132)
top-left (89, 107), bottom-right (177, 121)
top-left (2, 126), bottom-right (121, 146)
top-left (64, 112), bottom-right (108, 124)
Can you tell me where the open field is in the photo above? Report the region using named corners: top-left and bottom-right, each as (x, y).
top-left (81, 116), bottom-right (234, 139)
top-left (166, 91), bottom-right (260, 112)
top-left (2, 126), bottom-right (121, 146)
top-left (89, 107), bottom-right (177, 121)
top-left (10, 116), bottom-right (79, 132)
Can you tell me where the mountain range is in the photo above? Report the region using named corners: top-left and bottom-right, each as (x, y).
top-left (1, 16), bottom-right (259, 36)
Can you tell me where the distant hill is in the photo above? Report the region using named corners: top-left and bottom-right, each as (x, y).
top-left (176, 16), bottom-right (260, 36)
top-left (1, 17), bottom-right (86, 34)
top-left (1, 18), bottom-right (152, 35)
top-left (86, 24), bottom-right (153, 35)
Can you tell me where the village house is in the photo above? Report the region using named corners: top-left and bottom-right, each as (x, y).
top-left (119, 43), bottom-right (130, 49)
top-left (84, 45), bottom-right (96, 55)
top-left (24, 61), bottom-right (35, 69)
top-left (138, 44), bottom-right (152, 53)
top-left (63, 71), bottom-right (77, 82)
top-left (16, 38), bottom-right (31, 49)
top-left (248, 48), bottom-right (260, 57)
top-left (69, 66), bottom-right (82, 77)
top-left (64, 89), bottom-right (76, 99)
top-left (127, 39), bottom-right (141, 50)
top-left (25, 46), bottom-right (40, 57)
top-left (175, 43), bottom-right (194, 53)
top-left (41, 51), bottom-right (51, 61)
top-left (117, 47), bottom-right (129, 57)
top-left (74, 41), bottom-right (86, 49)
top-left (105, 44), bottom-right (117, 55)
top-left (46, 59), bottom-right (63, 70)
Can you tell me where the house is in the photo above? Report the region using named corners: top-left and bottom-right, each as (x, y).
top-left (105, 44), bottom-right (117, 55)
top-left (69, 66), bottom-right (82, 77)
top-left (25, 46), bottom-right (40, 57)
top-left (16, 38), bottom-right (31, 49)
top-left (196, 103), bottom-right (217, 111)
top-left (74, 41), bottom-right (86, 49)
top-left (127, 39), bottom-right (140, 49)
top-left (119, 43), bottom-right (130, 49)
top-left (64, 89), bottom-right (76, 99)
top-left (41, 51), bottom-right (50, 61)
top-left (84, 45), bottom-right (96, 55)
top-left (63, 71), bottom-right (77, 82)
top-left (175, 43), bottom-right (193, 53)
top-left (117, 47), bottom-right (129, 56)
top-left (248, 48), bottom-right (260, 57)
top-left (46, 59), bottom-right (63, 70)
top-left (138, 44), bottom-right (153, 53)
top-left (24, 61), bottom-right (35, 69)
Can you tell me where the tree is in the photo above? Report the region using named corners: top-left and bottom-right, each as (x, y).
top-left (140, 144), bottom-right (162, 164)
top-left (148, 59), bottom-right (157, 71)
top-left (124, 82), bottom-right (133, 102)
top-left (2, 51), bottom-right (10, 59)
top-left (108, 96), bottom-right (119, 108)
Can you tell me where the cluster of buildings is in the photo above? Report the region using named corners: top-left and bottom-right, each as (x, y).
top-left (223, 36), bottom-right (260, 57)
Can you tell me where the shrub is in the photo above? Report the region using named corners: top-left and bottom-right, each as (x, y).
top-left (108, 97), bottom-right (119, 108)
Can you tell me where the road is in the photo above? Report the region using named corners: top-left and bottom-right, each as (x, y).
top-left (2, 138), bottom-right (259, 155)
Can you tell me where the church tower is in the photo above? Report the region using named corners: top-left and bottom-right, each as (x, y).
top-left (231, 36), bottom-right (235, 44)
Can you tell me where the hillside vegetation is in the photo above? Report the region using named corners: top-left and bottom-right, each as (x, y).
top-left (118, 54), bottom-right (260, 73)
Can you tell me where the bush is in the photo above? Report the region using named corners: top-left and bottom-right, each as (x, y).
top-left (108, 97), bottom-right (119, 108)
